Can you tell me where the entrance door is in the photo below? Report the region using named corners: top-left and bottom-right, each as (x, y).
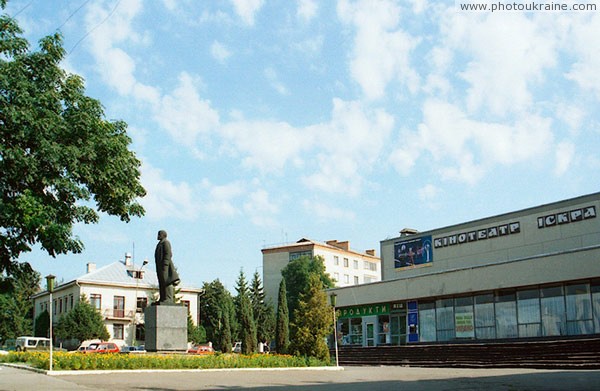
top-left (390, 314), bottom-right (407, 345)
top-left (363, 316), bottom-right (377, 346)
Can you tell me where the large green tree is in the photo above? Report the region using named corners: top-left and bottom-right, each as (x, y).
top-left (281, 255), bottom-right (334, 323)
top-left (235, 269), bottom-right (257, 354)
top-left (54, 294), bottom-right (109, 342)
top-left (289, 274), bottom-right (333, 361)
top-left (0, 262), bottom-right (40, 341)
top-left (250, 271), bottom-right (275, 347)
top-left (200, 279), bottom-right (234, 352)
top-left (275, 278), bottom-right (289, 354)
top-left (0, 6), bottom-right (146, 274)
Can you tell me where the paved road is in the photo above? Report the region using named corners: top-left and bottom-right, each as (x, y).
top-left (2, 364), bottom-right (599, 391)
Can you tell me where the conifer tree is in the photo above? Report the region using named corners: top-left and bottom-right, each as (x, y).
top-left (275, 278), bottom-right (289, 354)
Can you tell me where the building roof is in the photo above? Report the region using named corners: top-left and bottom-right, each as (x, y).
top-left (32, 261), bottom-right (202, 298)
top-left (261, 238), bottom-right (379, 259)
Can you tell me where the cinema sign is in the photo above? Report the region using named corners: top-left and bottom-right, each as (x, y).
top-left (434, 222), bottom-right (521, 249)
top-left (537, 205), bottom-right (596, 229)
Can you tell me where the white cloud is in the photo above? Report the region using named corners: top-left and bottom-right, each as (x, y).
top-left (297, 0), bottom-right (318, 22)
top-left (418, 184), bottom-right (440, 202)
top-left (554, 141), bottom-right (575, 176)
top-left (140, 162), bottom-right (199, 220)
top-left (243, 189), bottom-right (279, 227)
top-left (231, 0), bottom-right (265, 26)
top-left (302, 99), bottom-right (394, 195)
top-left (211, 41), bottom-right (232, 63)
top-left (337, 0), bottom-right (420, 100)
top-left (264, 67), bottom-right (289, 95)
top-left (444, 12), bottom-right (557, 116)
top-left (200, 179), bottom-right (245, 216)
top-left (390, 99), bottom-right (554, 184)
top-left (565, 14), bottom-right (600, 98)
top-left (154, 72), bottom-right (220, 146)
top-left (302, 200), bottom-right (355, 221)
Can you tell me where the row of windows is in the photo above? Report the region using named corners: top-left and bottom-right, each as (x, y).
top-left (418, 280), bottom-right (600, 342)
top-left (333, 256), bottom-right (378, 271)
top-left (333, 273), bottom-right (378, 285)
top-left (40, 294), bottom-right (75, 316)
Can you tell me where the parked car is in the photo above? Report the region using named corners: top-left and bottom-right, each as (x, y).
top-left (187, 344), bottom-right (214, 354)
top-left (15, 337), bottom-right (50, 352)
top-left (71, 339), bottom-right (102, 353)
top-left (232, 341), bottom-right (242, 353)
top-left (120, 345), bottom-right (146, 354)
top-left (85, 342), bottom-right (120, 354)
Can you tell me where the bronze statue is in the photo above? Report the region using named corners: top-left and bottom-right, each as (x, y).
top-left (154, 230), bottom-right (180, 305)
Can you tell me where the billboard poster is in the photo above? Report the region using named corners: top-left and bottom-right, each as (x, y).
top-left (394, 235), bottom-right (433, 269)
top-left (455, 312), bottom-right (475, 338)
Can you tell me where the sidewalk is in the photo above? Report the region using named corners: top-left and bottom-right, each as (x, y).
top-left (2, 363), bottom-right (600, 390)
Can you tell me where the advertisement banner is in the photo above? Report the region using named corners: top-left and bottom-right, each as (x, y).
top-left (394, 235), bottom-right (433, 269)
top-left (455, 312), bottom-right (475, 338)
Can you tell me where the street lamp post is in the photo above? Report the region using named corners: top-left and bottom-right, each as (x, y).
top-left (133, 259), bottom-right (148, 347)
top-left (329, 292), bottom-right (339, 367)
top-left (45, 275), bottom-right (55, 372)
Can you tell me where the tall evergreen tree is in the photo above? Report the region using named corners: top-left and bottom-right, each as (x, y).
top-left (34, 310), bottom-right (50, 337)
top-left (187, 313), bottom-right (206, 345)
top-left (275, 278), bottom-right (289, 354)
top-left (235, 269), bottom-right (257, 354)
top-left (54, 294), bottom-right (109, 342)
top-left (250, 271), bottom-right (275, 347)
top-left (0, 262), bottom-right (40, 341)
top-left (289, 274), bottom-right (333, 361)
top-left (200, 279), bottom-right (234, 352)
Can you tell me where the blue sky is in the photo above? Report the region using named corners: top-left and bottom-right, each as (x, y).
top-left (7, 0), bottom-right (600, 292)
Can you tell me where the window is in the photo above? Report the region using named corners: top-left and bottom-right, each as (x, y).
top-left (419, 301), bottom-right (436, 342)
top-left (136, 297), bottom-right (148, 313)
top-left (90, 294), bottom-right (101, 310)
top-left (364, 261), bottom-right (377, 271)
top-left (517, 289), bottom-right (541, 337)
top-left (541, 285), bottom-right (566, 336)
top-left (566, 283), bottom-right (593, 335)
top-left (114, 296), bottom-right (125, 318)
top-left (113, 324), bottom-right (124, 339)
top-left (333, 272), bottom-right (339, 282)
top-left (343, 258), bottom-right (349, 267)
top-left (334, 256), bottom-right (339, 266)
top-left (354, 276), bottom-right (359, 285)
top-left (182, 300), bottom-right (191, 313)
top-left (495, 291), bottom-right (517, 338)
top-left (592, 280), bottom-right (600, 334)
top-left (353, 260), bottom-right (359, 269)
top-left (289, 250), bottom-right (311, 261)
top-left (436, 298), bottom-right (454, 341)
top-left (344, 274), bottom-right (349, 284)
top-left (69, 294), bottom-right (74, 310)
top-left (53, 299), bottom-right (57, 315)
top-left (59, 297), bottom-right (63, 313)
top-left (474, 293), bottom-right (495, 339)
top-left (135, 324), bottom-right (145, 342)
top-left (364, 275), bottom-right (377, 283)
top-left (455, 296), bottom-right (474, 339)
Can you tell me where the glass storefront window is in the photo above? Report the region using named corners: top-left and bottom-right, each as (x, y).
top-left (541, 285), bottom-right (566, 336)
top-left (517, 289), bottom-right (541, 337)
top-left (378, 315), bottom-right (391, 344)
top-left (419, 301), bottom-right (436, 342)
top-left (350, 318), bottom-right (363, 345)
top-left (455, 297), bottom-right (474, 339)
top-left (592, 280), bottom-right (600, 334)
top-left (566, 283), bottom-right (593, 335)
top-left (474, 293), bottom-right (495, 339)
top-left (495, 291), bottom-right (517, 338)
top-left (436, 298), bottom-right (454, 341)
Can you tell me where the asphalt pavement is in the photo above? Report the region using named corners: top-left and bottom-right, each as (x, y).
top-left (2, 364), bottom-right (600, 390)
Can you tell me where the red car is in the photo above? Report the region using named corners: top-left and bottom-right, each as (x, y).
top-left (85, 342), bottom-right (120, 354)
top-left (187, 344), bottom-right (214, 354)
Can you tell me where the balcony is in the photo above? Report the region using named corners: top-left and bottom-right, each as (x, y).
top-left (103, 309), bottom-right (134, 320)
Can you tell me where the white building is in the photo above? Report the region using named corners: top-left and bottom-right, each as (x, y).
top-left (32, 255), bottom-right (203, 347)
top-left (262, 238), bottom-right (381, 305)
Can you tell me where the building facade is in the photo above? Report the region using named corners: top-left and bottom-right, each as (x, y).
top-left (262, 238), bottom-right (381, 305)
top-left (32, 255), bottom-right (203, 347)
top-left (330, 192), bottom-right (600, 347)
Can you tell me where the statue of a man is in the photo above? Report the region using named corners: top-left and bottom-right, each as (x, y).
top-left (154, 230), bottom-right (180, 305)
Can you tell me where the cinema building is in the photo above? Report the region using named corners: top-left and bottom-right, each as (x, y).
top-left (329, 192), bottom-right (600, 348)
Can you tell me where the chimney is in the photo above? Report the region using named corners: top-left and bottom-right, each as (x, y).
top-left (400, 228), bottom-right (419, 236)
top-left (366, 249), bottom-right (376, 256)
top-left (124, 253), bottom-right (132, 266)
top-left (86, 263), bottom-right (96, 273)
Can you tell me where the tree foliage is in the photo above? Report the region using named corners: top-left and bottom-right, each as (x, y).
top-left (0, 262), bottom-right (40, 341)
top-left (250, 271), bottom-right (275, 346)
top-left (281, 255), bottom-right (334, 323)
top-left (54, 294), bottom-right (109, 342)
top-left (200, 279), bottom-right (234, 352)
top-left (187, 313), bottom-right (206, 345)
top-left (235, 269), bottom-right (257, 354)
top-left (289, 274), bottom-right (333, 361)
top-left (275, 278), bottom-right (289, 354)
top-left (0, 8), bottom-right (146, 274)
top-left (34, 309), bottom-right (50, 337)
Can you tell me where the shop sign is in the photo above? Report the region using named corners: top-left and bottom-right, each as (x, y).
top-left (455, 312), bottom-right (475, 338)
top-left (338, 303), bottom-right (389, 319)
top-left (537, 205), bottom-right (596, 229)
top-left (434, 222), bottom-right (520, 249)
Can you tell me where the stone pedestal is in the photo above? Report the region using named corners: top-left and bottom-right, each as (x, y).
top-left (144, 305), bottom-right (187, 352)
